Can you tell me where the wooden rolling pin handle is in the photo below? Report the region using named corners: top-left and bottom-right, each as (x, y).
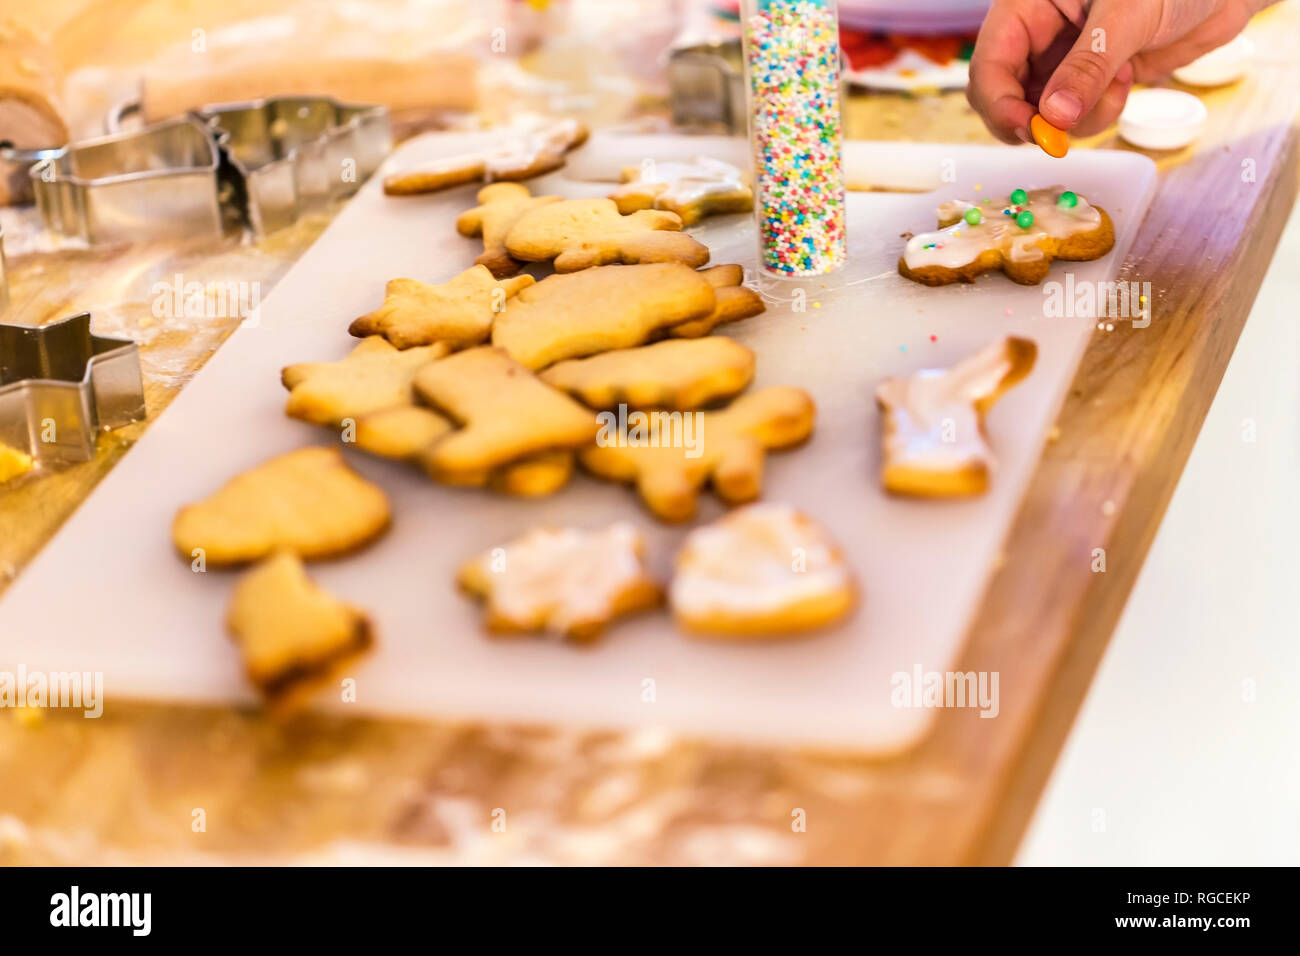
top-left (0, 17), bottom-right (68, 205)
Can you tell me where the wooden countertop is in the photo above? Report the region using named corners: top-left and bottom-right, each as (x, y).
top-left (2, 6), bottom-right (1298, 865)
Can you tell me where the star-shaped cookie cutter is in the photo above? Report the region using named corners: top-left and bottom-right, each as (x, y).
top-left (0, 312), bottom-right (146, 466)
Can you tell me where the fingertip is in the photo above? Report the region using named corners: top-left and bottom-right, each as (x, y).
top-left (1041, 89), bottom-right (1085, 128)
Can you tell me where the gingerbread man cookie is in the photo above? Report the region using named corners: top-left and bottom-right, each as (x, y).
top-left (609, 156), bottom-right (753, 226)
top-left (670, 503), bottom-right (856, 638)
top-left (580, 386), bottom-right (816, 522)
top-left (227, 550), bottom-right (374, 709)
top-left (413, 346), bottom-right (599, 485)
top-left (875, 337), bottom-right (1037, 497)
top-left (383, 118), bottom-right (588, 196)
top-left (504, 198), bottom-right (710, 273)
top-left (350, 265), bottom-right (535, 350)
top-left (898, 186), bottom-right (1114, 286)
top-left (541, 337), bottom-right (755, 411)
top-left (172, 447), bottom-right (391, 566)
top-left (456, 182), bottom-right (562, 278)
top-left (491, 262), bottom-right (718, 371)
top-left (458, 523), bottom-right (661, 642)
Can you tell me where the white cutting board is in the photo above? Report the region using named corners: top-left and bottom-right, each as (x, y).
top-left (0, 134), bottom-right (1156, 752)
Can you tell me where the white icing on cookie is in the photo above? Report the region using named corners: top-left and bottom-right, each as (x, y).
top-left (470, 523), bottom-right (652, 636)
top-left (485, 119), bottom-right (586, 179)
top-left (903, 186), bottom-right (1101, 271)
top-left (670, 503), bottom-right (853, 620)
top-left (875, 337), bottom-right (1035, 475)
top-left (622, 157), bottom-right (749, 207)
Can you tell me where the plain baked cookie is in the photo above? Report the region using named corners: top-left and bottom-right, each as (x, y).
top-left (413, 346), bottom-right (600, 484)
top-left (171, 447), bottom-right (391, 566)
top-left (580, 385), bottom-right (816, 522)
top-left (226, 550), bottom-right (374, 709)
top-left (458, 523), bottom-right (661, 642)
top-left (875, 336), bottom-right (1038, 497)
top-left (541, 337), bottom-right (755, 410)
top-left (349, 265), bottom-right (535, 350)
top-left (898, 186), bottom-right (1115, 286)
top-left (491, 263), bottom-right (718, 370)
top-left (504, 197), bottom-right (710, 273)
top-left (671, 503), bottom-right (856, 638)
top-left (456, 182), bottom-right (562, 278)
top-left (667, 264), bottom-right (766, 339)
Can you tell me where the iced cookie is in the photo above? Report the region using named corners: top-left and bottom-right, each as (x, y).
top-left (541, 337), bottom-right (755, 410)
top-left (349, 266), bottom-right (535, 350)
top-left (898, 186), bottom-right (1114, 286)
top-left (667, 264), bottom-right (766, 339)
top-left (413, 346), bottom-right (599, 484)
top-left (504, 198), bottom-right (710, 273)
top-left (491, 262), bottom-right (718, 370)
top-left (383, 118), bottom-right (588, 196)
top-left (172, 447), bottom-right (391, 566)
top-left (456, 182), bottom-right (562, 278)
top-left (458, 523), bottom-right (661, 642)
top-left (875, 336), bottom-right (1038, 497)
top-left (671, 503), bottom-right (856, 637)
top-left (227, 550), bottom-right (374, 708)
top-left (282, 337), bottom-right (449, 428)
top-left (609, 156), bottom-right (753, 226)
top-left (580, 386), bottom-right (816, 522)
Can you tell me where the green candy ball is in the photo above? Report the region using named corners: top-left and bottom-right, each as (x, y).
top-left (1059, 190), bottom-right (1079, 208)
top-left (1016, 209), bottom-right (1035, 229)
top-left (1010, 188), bottom-right (1028, 205)
top-left (963, 207), bottom-right (983, 225)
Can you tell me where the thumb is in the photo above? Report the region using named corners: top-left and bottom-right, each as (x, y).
top-left (1039, 0), bottom-right (1156, 130)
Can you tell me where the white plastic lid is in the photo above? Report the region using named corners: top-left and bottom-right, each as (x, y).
top-left (1172, 35), bottom-right (1255, 87)
top-left (1118, 88), bottom-right (1208, 151)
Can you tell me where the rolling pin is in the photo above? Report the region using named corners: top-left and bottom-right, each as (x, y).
top-left (0, 17), bottom-right (68, 205)
top-left (139, 49), bottom-right (479, 123)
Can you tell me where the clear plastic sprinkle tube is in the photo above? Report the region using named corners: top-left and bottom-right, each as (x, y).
top-left (743, 0), bottom-right (847, 278)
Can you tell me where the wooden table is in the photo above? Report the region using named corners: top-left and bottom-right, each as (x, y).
top-left (2, 6), bottom-right (1298, 865)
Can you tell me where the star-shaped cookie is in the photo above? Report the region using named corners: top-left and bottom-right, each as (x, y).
top-left (282, 336), bottom-right (450, 428)
top-left (349, 265), bottom-right (535, 350)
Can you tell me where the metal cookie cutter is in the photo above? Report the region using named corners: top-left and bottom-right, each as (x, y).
top-left (30, 96), bottom-right (392, 245)
top-left (198, 96), bottom-right (392, 236)
top-left (669, 38), bottom-right (746, 135)
top-left (0, 312), bottom-right (146, 466)
top-left (30, 116), bottom-right (224, 246)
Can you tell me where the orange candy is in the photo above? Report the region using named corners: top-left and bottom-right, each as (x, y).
top-left (1030, 113), bottom-right (1069, 158)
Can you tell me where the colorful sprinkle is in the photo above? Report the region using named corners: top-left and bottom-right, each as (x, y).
top-left (1058, 190), bottom-right (1078, 208)
top-left (964, 208), bottom-right (983, 225)
top-left (746, 0), bottom-right (846, 277)
top-left (1016, 209), bottom-right (1035, 229)
top-left (1010, 188), bottom-right (1028, 205)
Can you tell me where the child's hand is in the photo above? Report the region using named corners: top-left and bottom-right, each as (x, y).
top-left (967, 0), bottom-right (1271, 144)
